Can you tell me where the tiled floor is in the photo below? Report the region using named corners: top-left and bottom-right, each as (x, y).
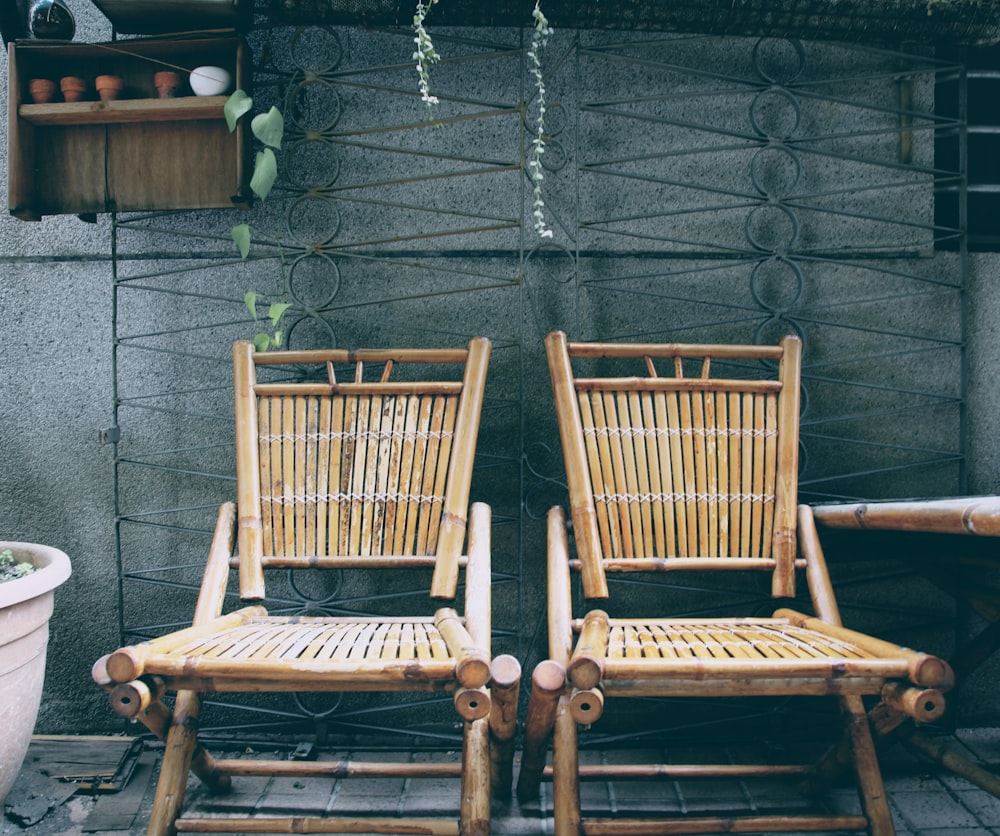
top-left (2, 728), bottom-right (999, 835)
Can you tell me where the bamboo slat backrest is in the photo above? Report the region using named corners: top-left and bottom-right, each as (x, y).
top-left (546, 331), bottom-right (802, 600)
top-left (233, 337), bottom-right (491, 602)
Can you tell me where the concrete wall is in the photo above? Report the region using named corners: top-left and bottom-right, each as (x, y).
top-left (1, 8), bottom-right (998, 735)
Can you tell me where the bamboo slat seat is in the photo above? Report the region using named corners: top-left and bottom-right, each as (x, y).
top-left (94, 337), bottom-right (519, 836)
top-left (105, 611), bottom-right (491, 690)
top-left (519, 331), bottom-right (954, 836)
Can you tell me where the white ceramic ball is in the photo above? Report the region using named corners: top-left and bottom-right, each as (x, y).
top-left (189, 66), bottom-right (231, 96)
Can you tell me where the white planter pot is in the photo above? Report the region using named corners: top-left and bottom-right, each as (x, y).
top-left (0, 542), bottom-right (71, 805)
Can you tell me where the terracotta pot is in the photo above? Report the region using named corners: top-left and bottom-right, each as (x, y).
top-left (153, 70), bottom-right (181, 99)
top-left (28, 78), bottom-right (57, 104)
top-left (0, 542), bottom-right (71, 805)
top-left (95, 74), bottom-right (124, 102)
top-left (59, 75), bottom-right (86, 102)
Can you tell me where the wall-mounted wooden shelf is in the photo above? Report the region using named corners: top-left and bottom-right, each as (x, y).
top-left (18, 96), bottom-right (228, 126)
top-left (8, 36), bottom-right (250, 221)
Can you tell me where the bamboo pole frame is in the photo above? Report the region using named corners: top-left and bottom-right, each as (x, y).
top-left (773, 609), bottom-right (954, 688)
top-left (435, 608), bottom-right (491, 688)
top-left (567, 610), bottom-right (609, 690)
top-left (536, 333), bottom-right (957, 836)
top-left (546, 331), bottom-right (608, 599)
top-left (96, 337), bottom-right (501, 836)
top-left (488, 653), bottom-right (521, 798)
top-left (516, 659), bottom-right (565, 802)
top-left (432, 337), bottom-right (491, 599)
top-left (175, 817), bottom-right (461, 833)
top-left (771, 335), bottom-right (801, 598)
top-left (812, 496), bottom-right (1000, 537)
top-left (233, 341), bottom-right (265, 600)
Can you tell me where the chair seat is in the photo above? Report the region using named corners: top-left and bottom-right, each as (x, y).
top-left (121, 614), bottom-right (468, 691)
top-left (571, 616), bottom-right (927, 695)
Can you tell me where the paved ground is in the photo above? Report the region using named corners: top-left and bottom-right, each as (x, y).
top-left (2, 728), bottom-right (999, 835)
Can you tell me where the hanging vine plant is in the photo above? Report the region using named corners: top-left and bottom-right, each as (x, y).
top-left (225, 91), bottom-right (291, 352)
top-left (527, 1), bottom-right (554, 238)
top-left (414, 0), bottom-right (555, 238)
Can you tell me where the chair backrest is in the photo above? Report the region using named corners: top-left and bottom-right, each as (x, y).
top-left (546, 331), bottom-right (802, 600)
top-left (233, 337), bottom-right (491, 602)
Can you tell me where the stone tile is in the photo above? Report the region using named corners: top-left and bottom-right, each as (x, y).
top-left (916, 831), bottom-right (996, 835)
top-left (953, 787), bottom-right (1000, 826)
top-left (8, 731), bottom-right (1000, 835)
top-left (890, 789), bottom-right (985, 830)
top-left (955, 728), bottom-right (1000, 764)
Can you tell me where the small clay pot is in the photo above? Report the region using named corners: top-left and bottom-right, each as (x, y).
top-left (59, 75), bottom-right (86, 102)
top-left (28, 78), bottom-right (57, 104)
top-left (153, 71), bottom-right (180, 99)
top-left (95, 74), bottom-right (124, 102)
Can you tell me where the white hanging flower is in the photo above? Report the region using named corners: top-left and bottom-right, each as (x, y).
top-left (528, 1), bottom-right (554, 238)
top-left (413, 0), bottom-right (441, 108)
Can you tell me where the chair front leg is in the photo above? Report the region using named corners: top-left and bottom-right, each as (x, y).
top-left (841, 694), bottom-right (895, 836)
top-left (489, 653), bottom-right (521, 798)
top-left (461, 716), bottom-right (491, 836)
top-left (146, 690), bottom-right (209, 836)
top-left (552, 695), bottom-right (582, 836)
top-left (517, 506), bottom-right (575, 801)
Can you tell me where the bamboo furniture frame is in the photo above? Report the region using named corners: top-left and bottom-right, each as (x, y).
top-left (811, 496), bottom-right (1000, 801)
top-left (94, 337), bottom-right (519, 836)
top-left (519, 331), bottom-right (955, 836)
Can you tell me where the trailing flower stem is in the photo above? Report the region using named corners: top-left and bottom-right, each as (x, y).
top-left (413, 0), bottom-right (441, 109)
top-left (527, 1), bottom-right (554, 238)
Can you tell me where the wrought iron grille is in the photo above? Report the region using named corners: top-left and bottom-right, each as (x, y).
top-left (111, 24), bottom-right (966, 738)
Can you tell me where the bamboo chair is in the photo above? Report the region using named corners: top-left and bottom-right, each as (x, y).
top-left (518, 331), bottom-right (954, 836)
top-left (93, 337), bottom-right (520, 836)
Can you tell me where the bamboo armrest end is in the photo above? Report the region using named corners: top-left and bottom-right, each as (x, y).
top-left (775, 608), bottom-right (954, 689)
top-left (567, 610), bottom-right (610, 690)
top-left (435, 608), bottom-right (491, 688)
top-left (880, 681), bottom-right (947, 724)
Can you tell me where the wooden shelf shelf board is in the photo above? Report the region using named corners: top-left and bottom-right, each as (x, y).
top-left (19, 96), bottom-right (227, 126)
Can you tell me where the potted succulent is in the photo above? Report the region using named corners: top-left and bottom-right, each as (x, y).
top-left (0, 543), bottom-right (71, 805)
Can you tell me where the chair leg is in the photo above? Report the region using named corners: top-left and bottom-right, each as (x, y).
top-left (489, 653), bottom-right (521, 799)
top-left (552, 695), bottom-right (582, 836)
top-left (146, 691), bottom-right (207, 836)
top-left (841, 695), bottom-right (895, 836)
top-left (516, 659), bottom-right (565, 802)
top-left (461, 716), bottom-right (490, 836)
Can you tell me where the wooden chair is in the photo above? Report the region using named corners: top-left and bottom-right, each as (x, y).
top-left (518, 331), bottom-right (954, 836)
top-left (93, 337), bottom-right (520, 836)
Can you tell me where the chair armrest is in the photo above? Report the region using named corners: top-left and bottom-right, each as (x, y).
top-left (463, 501), bottom-right (491, 652)
top-left (105, 605), bottom-right (268, 683)
top-left (567, 609), bottom-right (609, 690)
top-left (194, 502), bottom-right (238, 624)
top-left (547, 506), bottom-right (575, 666)
top-left (797, 504), bottom-right (842, 625)
top-left (435, 607), bottom-right (491, 688)
top-left (774, 608), bottom-right (954, 689)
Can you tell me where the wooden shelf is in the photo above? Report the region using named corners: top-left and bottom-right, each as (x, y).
top-left (7, 36), bottom-right (250, 220)
top-left (19, 96), bottom-right (227, 126)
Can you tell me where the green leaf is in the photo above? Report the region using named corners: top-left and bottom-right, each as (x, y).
top-left (244, 291), bottom-right (258, 319)
top-left (268, 302), bottom-right (291, 326)
top-left (224, 89), bottom-right (253, 132)
top-left (251, 106), bottom-right (284, 149)
top-left (249, 148), bottom-right (278, 201)
top-left (232, 223), bottom-right (252, 259)
top-left (272, 329), bottom-right (283, 348)
top-left (253, 333), bottom-right (272, 353)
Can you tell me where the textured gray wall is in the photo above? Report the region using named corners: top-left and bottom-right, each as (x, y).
top-left (1, 7), bottom-right (998, 735)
